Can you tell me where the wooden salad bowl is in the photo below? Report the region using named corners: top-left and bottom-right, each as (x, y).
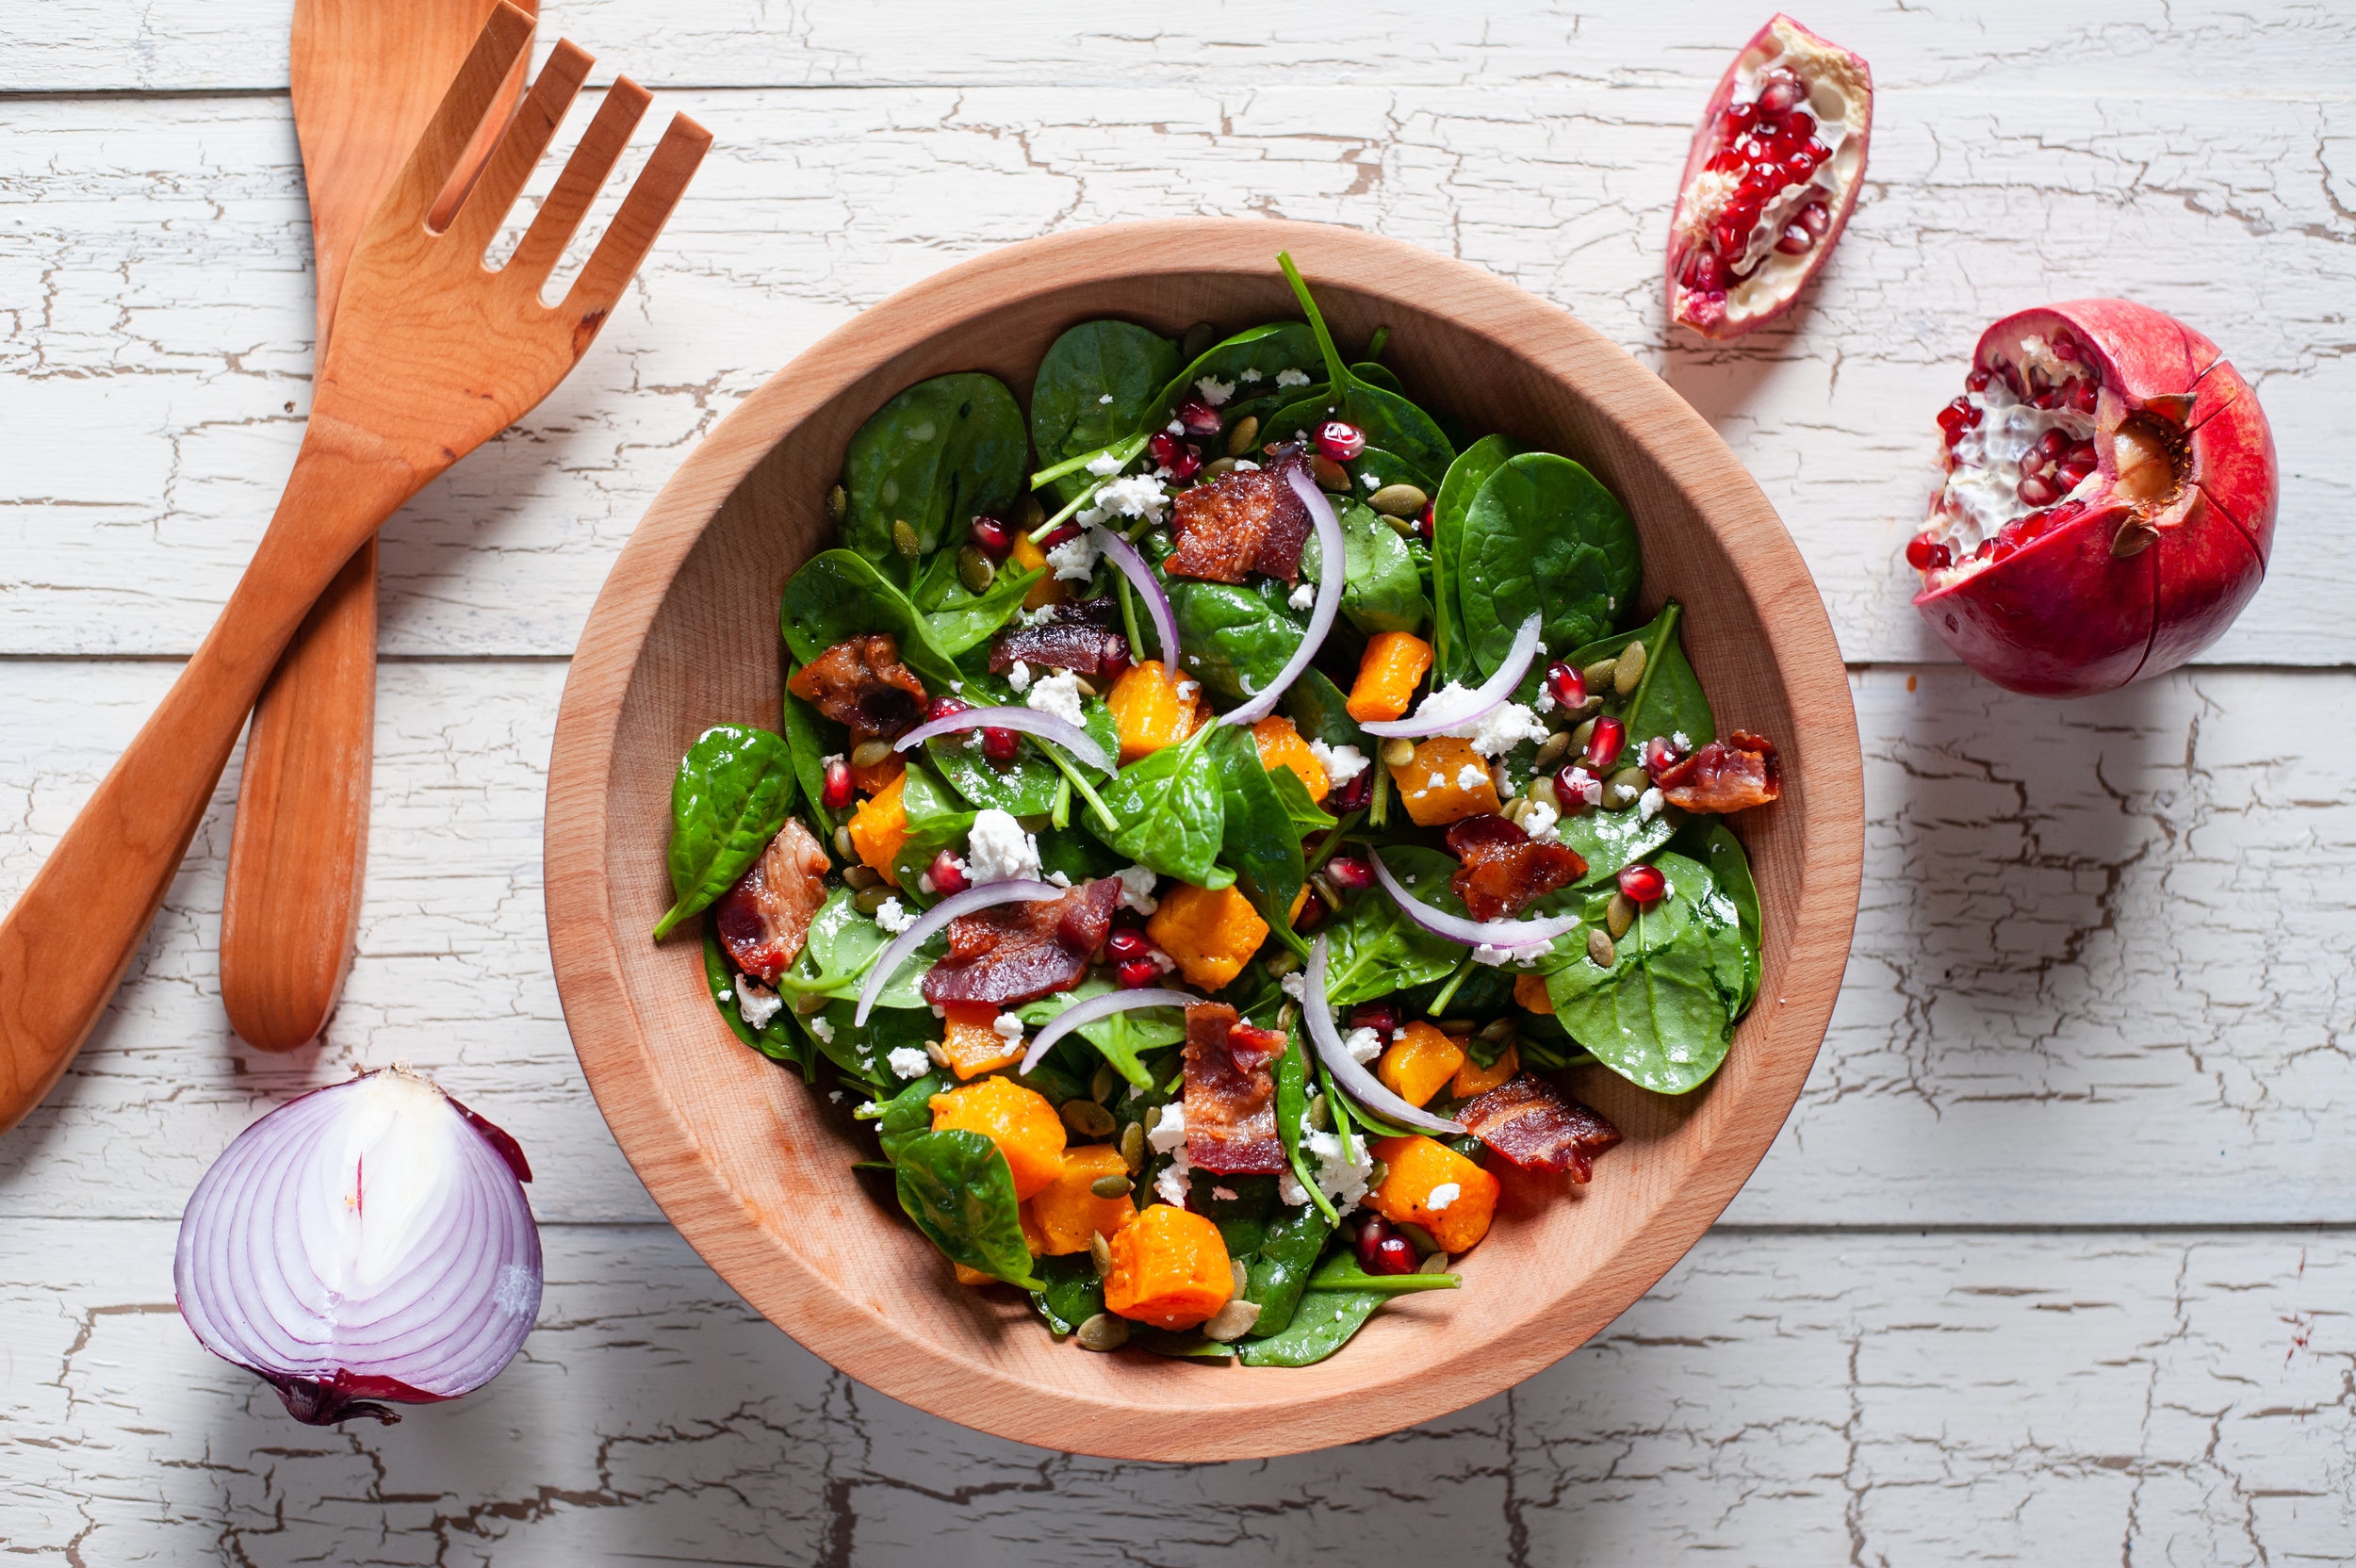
top-left (546, 219), bottom-right (1864, 1461)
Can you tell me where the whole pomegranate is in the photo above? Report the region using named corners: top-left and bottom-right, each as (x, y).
top-left (1908, 301), bottom-right (2278, 696)
top-left (1667, 14), bottom-right (1873, 339)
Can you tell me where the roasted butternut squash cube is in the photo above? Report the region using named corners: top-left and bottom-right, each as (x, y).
top-left (1513, 971), bottom-right (1554, 1015)
top-left (847, 771), bottom-right (909, 888)
top-left (940, 1000), bottom-right (1023, 1079)
top-left (1104, 1201), bottom-right (1234, 1330)
top-left (1450, 1042), bottom-right (1519, 1100)
top-left (1377, 1021), bottom-right (1466, 1108)
top-left (1368, 1135), bottom-right (1501, 1254)
top-left (1347, 630), bottom-right (1432, 723)
top-left (1391, 736), bottom-right (1500, 827)
top-left (1029, 1144), bottom-right (1137, 1255)
top-left (1008, 528), bottom-right (1065, 611)
top-left (1148, 881), bottom-right (1269, 991)
top-left (929, 1075), bottom-right (1066, 1200)
top-left (1251, 713), bottom-right (1329, 803)
top-left (848, 751), bottom-right (906, 798)
top-left (1105, 659), bottom-right (1204, 763)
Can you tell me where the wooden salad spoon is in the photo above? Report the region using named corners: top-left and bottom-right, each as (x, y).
top-left (219, 0), bottom-right (535, 1052)
top-left (0, 2), bottom-right (710, 1134)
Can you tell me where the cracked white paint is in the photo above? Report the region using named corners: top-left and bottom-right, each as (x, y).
top-left (5, 4), bottom-right (2356, 1560)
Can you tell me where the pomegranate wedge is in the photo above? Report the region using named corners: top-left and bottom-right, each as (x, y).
top-left (1667, 14), bottom-right (1873, 339)
top-left (1909, 300), bottom-right (2279, 696)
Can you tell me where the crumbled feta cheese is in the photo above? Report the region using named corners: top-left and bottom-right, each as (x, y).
top-left (1639, 786), bottom-right (1665, 821)
top-left (917, 872), bottom-right (935, 895)
top-left (1076, 473), bottom-right (1169, 529)
top-left (872, 896), bottom-right (916, 935)
top-left (965, 808), bottom-right (1042, 883)
top-left (1166, 418), bottom-right (1185, 436)
top-left (1212, 1184), bottom-right (1240, 1201)
top-left (1046, 870), bottom-right (1071, 888)
top-left (736, 977), bottom-right (782, 1030)
top-left (1232, 459), bottom-right (1260, 472)
top-left (1467, 702), bottom-right (1550, 758)
top-left (1473, 940), bottom-right (1548, 968)
top-left (1425, 1182), bottom-right (1462, 1212)
top-left (1288, 581), bottom-right (1317, 612)
top-left (1342, 1026), bottom-right (1383, 1065)
top-left (828, 1090), bottom-right (843, 1103)
top-left (1275, 367), bottom-right (1311, 387)
top-left (715, 988), bottom-right (731, 1001)
top-left (1534, 685), bottom-right (1555, 714)
top-left (1455, 763), bottom-right (1486, 791)
top-left (1195, 375), bottom-right (1235, 406)
top-left (1115, 862), bottom-right (1160, 915)
top-left (1006, 660), bottom-right (1032, 694)
top-left (1085, 449), bottom-right (1125, 477)
top-left (1521, 799), bottom-right (1562, 843)
top-left (887, 1045), bottom-right (931, 1080)
top-left (1174, 678), bottom-right (1201, 701)
top-left (1147, 1102), bottom-right (1187, 1155)
top-left (964, 729), bottom-right (985, 750)
top-left (1097, 393), bottom-right (1115, 405)
top-left (1310, 739), bottom-right (1368, 788)
top-left (1426, 772), bottom-right (1446, 790)
top-left (1154, 1149), bottom-right (1193, 1207)
top-left (810, 1015), bottom-right (836, 1044)
top-left (992, 1013), bottom-right (1025, 1045)
top-left (1279, 1168), bottom-right (1310, 1206)
top-left (1361, 473), bottom-right (1380, 489)
top-left (1673, 730), bottom-right (1693, 751)
top-left (1025, 668), bottom-right (1086, 726)
top-left (1280, 972), bottom-right (1308, 1003)
top-left (1045, 530), bottom-right (1101, 583)
top-left (820, 751), bottom-right (845, 771)
top-left (1239, 368), bottom-right (1264, 384)
top-left (931, 1004), bottom-right (946, 1020)
top-left (1563, 766), bottom-right (1604, 807)
top-left (1301, 1125), bottom-right (1373, 1211)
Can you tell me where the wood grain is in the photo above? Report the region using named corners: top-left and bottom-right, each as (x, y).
top-left (544, 219), bottom-right (1864, 1460)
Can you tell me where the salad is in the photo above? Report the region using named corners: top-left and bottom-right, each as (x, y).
top-left (654, 253), bottom-right (1781, 1364)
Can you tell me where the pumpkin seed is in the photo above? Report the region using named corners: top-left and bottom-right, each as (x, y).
top-left (833, 825), bottom-right (856, 859)
top-left (1202, 1297), bottom-right (1263, 1342)
top-left (1436, 1018), bottom-right (1476, 1036)
top-left (843, 863), bottom-right (882, 891)
top-left (1366, 482), bottom-right (1429, 517)
top-left (1381, 510), bottom-right (1419, 540)
top-left (1264, 948), bottom-right (1301, 978)
top-left (1225, 415), bottom-right (1261, 456)
top-left (1581, 659), bottom-right (1617, 693)
top-left (1311, 454), bottom-right (1350, 492)
top-left (1201, 457), bottom-right (1238, 481)
top-left (1499, 795), bottom-right (1531, 826)
top-left (1089, 1173), bottom-right (1134, 1199)
top-left (1606, 891), bottom-right (1635, 939)
top-left (1306, 1092), bottom-right (1331, 1131)
top-left (925, 1039), bottom-right (951, 1069)
top-left (1076, 1311), bottom-right (1128, 1350)
top-left (825, 484), bottom-right (848, 523)
top-left (1277, 1002), bottom-right (1301, 1034)
top-left (794, 992), bottom-right (830, 1016)
top-left (1479, 1018), bottom-right (1517, 1044)
top-left (853, 886), bottom-right (892, 916)
top-left (1120, 1120), bottom-right (1147, 1173)
top-left (1182, 320), bottom-right (1219, 362)
top-left (1570, 717), bottom-right (1597, 753)
top-left (849, 737), bottom-right (895, 768)
top-left (1230, 1258), bottom-right (1251, 1297)
top-left (957, 544), bottom-right (995, 595)
top-left (1417, 1250), bottom-right (1453, 1275)
top-left (1526, 776), bottom-right (1561, 811)
top-left (1587, 928), bottom-right (1616, 968)
top-left (1380, 736), bottom-right (1417, 767)
top-left (1367, 1159), bottom-right (1390, 1189)
top-left (1090, 1061), bottom-right (1119, 1104)
top-left (1062, 1099), bottom-right (1116, 1138)
top-left (1089, 1232), bottom-right (1115, 1277)
top-left (1612, 639), bottom-right (1647, 695)
top-left (1604, 766), bottom-right (1648, 809)
top-left (1395, 1220), bottom-right (1441, 1254)
top-left (1532, 731), bottom-right (1573, 772)
top-left (892, 518), bottom-right (922, 558)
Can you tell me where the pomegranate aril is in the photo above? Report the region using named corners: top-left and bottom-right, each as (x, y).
top-left (2070, 379), bottom-right (2099, 414)
top-left (1104, 927), bottom-right (1153, 963)
top-left (1039, 523), bottom-right (1080, 550)
top-left (821, 759), bottom-right (855, 811)
top-left (2037, 429), bottom-right (2069, 461)
top-left (969, 515), bottom-right (1012, 557)
top-left (1711, 217), bottom-right (1750, 260)
top-left (1584, 715), bottom-right (1626, 771)
top-left (1755, 72), bottom-right (1806, 116)
top-left (1545, 660), bottom-right (1585, 710)
top-left (1966, 367), bottom-right (1994, 394)
top-left (1775, 221), bottom-right (1816, 256)
top-left (1368, 1236), bottom-right (1416, 1274)
top-left (1115, 956), bottom-right (1162, 989)
top-left (925, 694), bottom-right (969, 722)
top-left (1166, 443), bottom-right (1203, 482)
top-left (2016, 474), bottom-right (2058, 507)
top-left (1721, 100), bottom-right (1759, 136)
top-left (1617, 862), bottom-right (1667, 904)
top-left (1175, 399), bottom-right (1222, 437)
top-left (1332, 769), bottom-right (1373, 812)
top-left (1316, 421), bottom-right (1366, 462)
top-left (1905, 533), bottom-right (1953, 571)
top-left (2049, 332), bottom-right (2079, 361)
top-left (926, 850), bottom-right (969, 896)
top-left (1350, 1002), bottom-right (1399, 1037)
top-left (982, 727), bottom-right (1021, 763)
top-left (1099, 644), bottom-right (1132, 681)
top-left (1147, 431), bottom-right (1187, 472)
top-left (1324, 855), bottom-right (1375, 891)
top-left (1679, 246), bottom-right (1729, 294)
top-left (1415, 503), bottom-right (1435, 539)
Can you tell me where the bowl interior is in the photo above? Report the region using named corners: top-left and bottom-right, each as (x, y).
top-left (548, 220), bottom-right (1861, 1461)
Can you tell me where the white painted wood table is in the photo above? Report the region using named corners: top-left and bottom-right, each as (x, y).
top-left (5, 3), bottom-right (2352, 1560)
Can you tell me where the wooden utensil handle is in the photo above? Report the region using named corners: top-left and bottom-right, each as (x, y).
top-left (0, 438), bottom-right (419, 1133)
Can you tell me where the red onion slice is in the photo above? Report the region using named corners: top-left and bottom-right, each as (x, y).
top-left (854, 879), bottom-right (1066, 1026)
top-left (1302, 935), bottom-right (1463, 1135)
top-left (1221, 469), bottom-right (1346, 727)
top-left (1370, 849), bottom-right (1582, 947)
top-left (895, 704), bottom-right (1111, 775)
top-left (1090, 524), bottom-right (1182, 671)
top-left (1358, 612), bottom-right (1545, 738)
top-left (172, 1066), bottom-right (542, 1427)
top-left (1018, 986), bottom-right (1197, 1074)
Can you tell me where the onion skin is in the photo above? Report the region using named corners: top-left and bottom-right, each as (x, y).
top-left (173, 1067), bottom-right (542, 1427)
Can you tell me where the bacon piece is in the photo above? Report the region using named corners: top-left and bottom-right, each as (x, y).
top-left (786, 633), bottom-right (927, 743)
top-left (920, 878), bottom-right (1120, 1008)
top-left (1459, 1073), bottom-right (1621, 1182)
top-left (712, 817), bottom-right (833, 985)
top-left (1181, 1003), bottom-right (1287, 1175)
top-left (1166, 450), bottom-right (1314, 584)
top-left (1655, 730), bottom-right (1781, 814)
top-left (1446, 814), bottom-right (1588, 922)
top-left (989, 596), bottom-right (1129, 677)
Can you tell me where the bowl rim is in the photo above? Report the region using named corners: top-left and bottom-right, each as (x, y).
top-left (546, 218), bottom-right (1863, 1460)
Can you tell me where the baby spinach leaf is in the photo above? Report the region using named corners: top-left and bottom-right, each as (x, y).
top-left (703, 926), bottom-right (809, 1069)
top-left (1317, 874), bottom-right (1462, 1007)
top-left (1097, 730), bottom-right (1232, 889)
top-left (1243, 1202), bottom-right (1336, 1338)
top-left (1164, 575), bottom-right (1303, 703)
top-left (781, 680), bottom-right (843, 833)
top-left (1153, 321), bottom-right (1324, 425)
top-left (1271, 1036), bottom-right (1337, 1228)
top-left (1202, 1175), bottom-right (1280, 1260)
top-left (842, 372), bottom-right (1027, 568)
top-left (1018, 973), bottom-right (1185, 1089)
top-left (1267, 764), bottom-right (1337, 836)
top-left (929, 729), bottom-right (1061, 815)
top-left (1275, 252), bottom-right (1457, 487)
top-left (1036, 821), bottom-right (1123, 889)
top-left (796, 998), bottom-right (898, 1093)
top-left (1459, 452), bottom-right (1641, 676)
top-left (1557, 806), bottom-right (1677, 889)
top-left (778, 549), bottom-right (962, 690)
top-left (1028, 1253), bottom-right (1106, 1336)
top-left (1431, 434), bottom-right (1518, 679)
top-left (1677, 820), bottom-right (1761, 1013)
top-left (894, 1129), bottom-right (1042, 1289)
top-left (1129, 1327), bottom-right (1238, 1361)
top-left (1542, 850), bottom-right (1743, 1095)
top-left (654, 726), bottom-right (797, 941)
top-left (1350, 361), bottom-right (1404, 396)
top-left (1282, 667), bottom-right (1374, 760)
top-left (1301, 498), bottom-right (1429, 636)
top-left (1235, 1290), bottom-right (1384, 1366)
top-left (874, 1069), bottom-right (950, 1164)
top-left (919, 560), bottom-right (1043, 658)
top-left (1341, 445), bottom-right (1440, 506)
top-left (1566, 600), bottom-right (1715, 753)
top-left (1031, 320), bottom-right (1183, 500)
top-left (1306, 1250), bottom-right (1463, 1294)
top-left (1212, 725), bottom-right (1310, 958)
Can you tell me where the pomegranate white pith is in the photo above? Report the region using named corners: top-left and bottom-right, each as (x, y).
top-left (1667, 15), bottom-right (1873, 339)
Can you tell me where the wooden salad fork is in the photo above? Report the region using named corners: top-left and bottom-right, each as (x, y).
top-left (0, 1), bottom-right (710, 1135)
top-left (221, 0), bottom-right (537, 1054)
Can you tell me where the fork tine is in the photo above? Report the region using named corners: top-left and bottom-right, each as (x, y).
top-left (371, 1), bottom-right (535, 235)
top-left (560, 112), bottom-right (713, 331)
top-left (502, 77), bottom-right (654, 289)
top-left (444, 39), bottom-right (595, 251)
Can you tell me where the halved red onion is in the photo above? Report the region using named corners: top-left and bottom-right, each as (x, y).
top-left (1090, 524), bottom-right (1181, 671)
top-left (1302, 935), bottom-right (1462, 1135)
top-left (855, 879), bottom-right (1065, 1025)
top-left (1370, 849), bottom-right (1581, 947)
top-left (894, 704), bottom-right (1111, 774)
top-left (1221, 469), bottom-right (1345, 728)
top-left (1359, 612), bottom-right (1545, 738)
top-left (173, 1066), bottom-right (542, 1426)
top-left (1018, 986), bottom-right (1196, 1074)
